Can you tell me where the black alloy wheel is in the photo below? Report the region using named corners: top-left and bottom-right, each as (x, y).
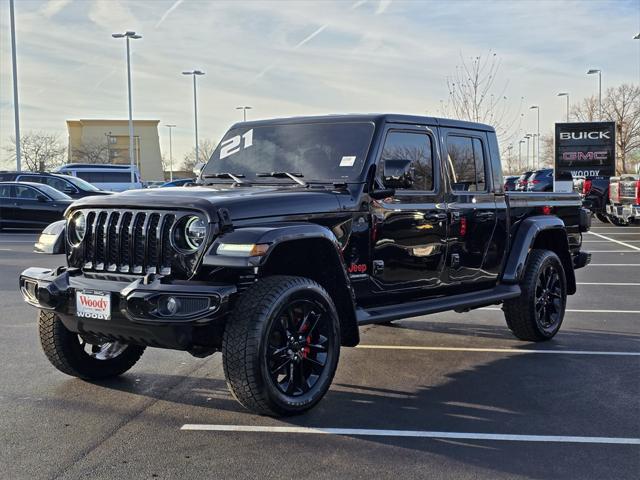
top-left (534, 264), bottom-right (563, 334)
top-left (266, 299), bottom-right (333, 397)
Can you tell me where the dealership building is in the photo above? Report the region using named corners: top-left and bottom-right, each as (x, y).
top-left (66, 119), bottom-right (164, 181)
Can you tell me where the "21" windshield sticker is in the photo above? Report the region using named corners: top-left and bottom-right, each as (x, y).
top-left (220, 129), bottom-right (254, 159)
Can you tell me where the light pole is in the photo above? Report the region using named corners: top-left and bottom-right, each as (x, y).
top-left (9, 0), bottom-right (21, 171)
top-left (112, 31), bottom-right (142, 187)
top-left (525, 134), bottom-right (532, 169)
top-left (530, 105), bottom-right (540, 169)
top-left (165, 124), bottom-right (176, 181)
top-left (236, 106), bottom-right (252, 122)
top-left (557, 93), bottom-right (570, 122)
top-left (182, 70), bottom-right (205, 165)
top-left (587, 69), bottom-right (602, 120)
top-left (518, 139), bottom-right (525, 171)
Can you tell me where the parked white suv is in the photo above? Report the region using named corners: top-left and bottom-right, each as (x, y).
top-left (55, 164), bottom-right (143, 192)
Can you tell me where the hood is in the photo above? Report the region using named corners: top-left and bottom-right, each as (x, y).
top-left (68, 185), bottom-right (344, 221)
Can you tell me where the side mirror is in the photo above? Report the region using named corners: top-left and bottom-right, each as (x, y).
top-left (37, 195), bottom-right (48, 202)
top-left (370, 188), bottom-right (395, 200)
top-left (382, 159), bottom-right (414, 189)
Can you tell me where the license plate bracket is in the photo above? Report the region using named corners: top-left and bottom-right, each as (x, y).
top-left (76, 290), bottom-right (111, 320)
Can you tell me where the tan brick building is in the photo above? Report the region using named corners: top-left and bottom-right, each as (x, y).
top-left (67, 119), bottom-right (164, 181)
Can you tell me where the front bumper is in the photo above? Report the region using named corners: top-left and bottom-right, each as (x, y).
top-left (606, 204), bottom-right (640, 222)
top-left (19, 267), bottom-right (236, 351)
top-left (573, 251), bottom-right (591, 270)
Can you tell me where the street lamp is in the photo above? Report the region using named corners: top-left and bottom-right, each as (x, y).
top-left (557, 93), bottom-right (570, 122)
top-left (525, 134), bottom-right (532, 169)
top-left (518, 139), bottom-right (525, 171)
top-left (530, 105), bottom-right (540, 168)
top-left (112, 31), bottom-right (142, 187)
top-left (9, 0), bottom-right (21, 171)
top-left (587, 69), bottom-right (602, 120)
top-left (165, 124), bottom-right (176, 181)
top-left (634, 33), bottom-right (640, 39)
top-left (182, 70), bottom-right (205, 165)
top-left (236, 106), bottom-right (252, 122)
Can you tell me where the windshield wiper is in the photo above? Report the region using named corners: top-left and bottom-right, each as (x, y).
top-left (256, 171), bottom-right (307, 186)
top-left (202, 172), bottom-right (251, 185)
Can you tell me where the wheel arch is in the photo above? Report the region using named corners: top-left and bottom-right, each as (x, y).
top-left (502, 216), bottom-right (576, 295)
top-left (259, 237), bottom-right (359, 347)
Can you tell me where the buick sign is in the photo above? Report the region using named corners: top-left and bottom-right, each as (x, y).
top-left (555, 122), bottom-right (616, 179)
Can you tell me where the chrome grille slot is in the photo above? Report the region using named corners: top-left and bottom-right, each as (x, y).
top-left (132, 213), bottom-right (147, 274)
top-left (106, 212), bottom-right (121, 271)
top-left (146, 213), bottom-right (161, 274)
top-left (94, 212), bottom-right (108, 270)
top-left (160, 215), bottom-right (175, 275)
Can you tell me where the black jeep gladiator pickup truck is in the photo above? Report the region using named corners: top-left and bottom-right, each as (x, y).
top-left (19, 114), bottom-right (591, 416)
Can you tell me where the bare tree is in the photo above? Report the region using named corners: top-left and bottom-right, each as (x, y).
top-left (71, 140), bottom-right (110, 164)
top-left (539, 132), bottom-right (554, 168)
top-left (441, 52), bottom-right (525, 146)
top-left (604, 84), bottom-right (640, 174)
top-left (4, 132), bottom-right (66, 172)
top-left (570, 95), bottom-right (599, 122)
top-left (181, 139), bottom-right (217, 172)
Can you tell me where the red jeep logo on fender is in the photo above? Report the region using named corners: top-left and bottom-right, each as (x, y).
top-left (348, 263), bottom-right (367, 274)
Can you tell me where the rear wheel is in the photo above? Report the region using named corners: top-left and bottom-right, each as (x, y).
top-left (594, 213), bottom-right (610, 224)
top-left (38, 310), bottom-right (145, 379)
top-left (503, 249), bottom-right (567, 341)
top-left (222, 275), bottom-right (340, 416)
top-left (610, 216), bottom-right (630, 226)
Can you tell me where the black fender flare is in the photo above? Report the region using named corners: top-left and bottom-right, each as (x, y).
top-left (502, 216), bottom-right (576, 293)
top-left (203, 222), bottom-right (359, 346)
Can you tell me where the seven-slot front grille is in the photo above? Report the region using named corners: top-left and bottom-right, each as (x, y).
top-left (81, 210), bottom-right (176, 275)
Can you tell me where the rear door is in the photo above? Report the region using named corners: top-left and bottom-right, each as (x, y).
top-left (0, 184), bottom-right (14, 225)
top-left (369, 124), bottom-right (448, 296)
top-left (441, 129), bottom-right (499, 287)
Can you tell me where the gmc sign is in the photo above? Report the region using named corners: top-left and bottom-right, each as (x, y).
top-left (555, 122), bottom-right (616, 179)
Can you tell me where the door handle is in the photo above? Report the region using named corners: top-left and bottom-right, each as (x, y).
top-left (425, 212), bottom-right (447, 222)
top-left (474, 211), bottom-right (495, 220)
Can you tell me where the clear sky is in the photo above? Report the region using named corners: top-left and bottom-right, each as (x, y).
top-left (1, 0), bottom-right (639, 169)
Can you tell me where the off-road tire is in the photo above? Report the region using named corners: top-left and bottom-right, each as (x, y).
top-left (503, 249), bottom-right (567, 342)
top-left (38, 310), bottom-right (145, 379)
top-left (610, 216), bottom-right (630, 226)
top-left (594, 213), bottom-right (610, 224)
top-left (222, 275), bottom-right (340, 416)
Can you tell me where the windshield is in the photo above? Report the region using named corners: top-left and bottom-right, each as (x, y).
top-left (37, 183), bottom-right (71, 200)
top-left (60, 174), bottom-right (102, 192)
top-left (201, 122), bottom-right (375, 183)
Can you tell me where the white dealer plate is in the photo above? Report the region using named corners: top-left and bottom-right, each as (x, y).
top-left (76, 290), bottom-right (111, 320)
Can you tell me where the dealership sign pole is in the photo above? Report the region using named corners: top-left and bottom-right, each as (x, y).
top-left (554, 121), bottom-right (616, 192)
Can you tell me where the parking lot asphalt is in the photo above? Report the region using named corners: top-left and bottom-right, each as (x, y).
top-left (1, 220), bottom-right (638, 480)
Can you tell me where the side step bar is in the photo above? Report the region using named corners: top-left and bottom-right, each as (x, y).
top-left (356, 284), bottom-right (521, 325)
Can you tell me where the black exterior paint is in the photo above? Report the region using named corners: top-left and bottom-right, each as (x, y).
top-left (19, 114), bottom-right (590, 353)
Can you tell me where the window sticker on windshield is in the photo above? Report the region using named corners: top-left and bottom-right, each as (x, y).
top-left (220, 129), bottom-right (253, 159)
top-left (339, 156), bottom-right (356, 167)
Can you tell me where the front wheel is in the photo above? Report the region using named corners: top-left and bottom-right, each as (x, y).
top-left (222, 275), bottom-right (340, 416)
top-left (503, 249), bottom-right (567, 341)
top-left (38, 310), bottom-right (145, 379)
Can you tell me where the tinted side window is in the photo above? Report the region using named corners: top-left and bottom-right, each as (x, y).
top-left (381, 131), bottom-right (434, 190)
top-left (45, 176), bottom-right (71, 192)
top-left (77, 171), bottom-right (132, 183)
top-left (447, 135), bottom-right (486, 192)
top-left (15, 185), bottom-right (39, 200)
top-left (0, 185), bottom-right (12, 198)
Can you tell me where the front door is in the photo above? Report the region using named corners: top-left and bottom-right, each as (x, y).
top-left (370, 125), bottom-right (448, 297)
top-left (441, 129), bottom-right (498, 287)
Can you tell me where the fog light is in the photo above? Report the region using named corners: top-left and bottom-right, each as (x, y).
top-left (166, 296), bottom-right (179, 315)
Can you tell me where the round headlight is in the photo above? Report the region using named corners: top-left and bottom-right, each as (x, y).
top-left (69, 211), bottom-right (86, 245)
top-left (173, 215), bottom-right (207, 252)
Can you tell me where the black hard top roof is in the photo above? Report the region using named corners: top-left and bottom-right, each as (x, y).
top-left (231, 113), bottom-right (495, 132)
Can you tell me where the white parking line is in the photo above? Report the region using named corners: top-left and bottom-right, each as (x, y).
top-left (577, 282), bottom-right (640, 286)
top-left (480, 307), bottom-right (640, 314)
top-left (587, 231), bottom-right (640, 251)
top-left (585, 250), bottom-right (639, 253)
top-left (180, 425), bottom-right (640, 445)
top-left (587, 264), bottom-right (640, 266)
top-left (583, 240), bottom-right (640, 243)
top-left (0, 241), bottom-right (35, 244)
top-left (356, 345), bottom-right (640, 356)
